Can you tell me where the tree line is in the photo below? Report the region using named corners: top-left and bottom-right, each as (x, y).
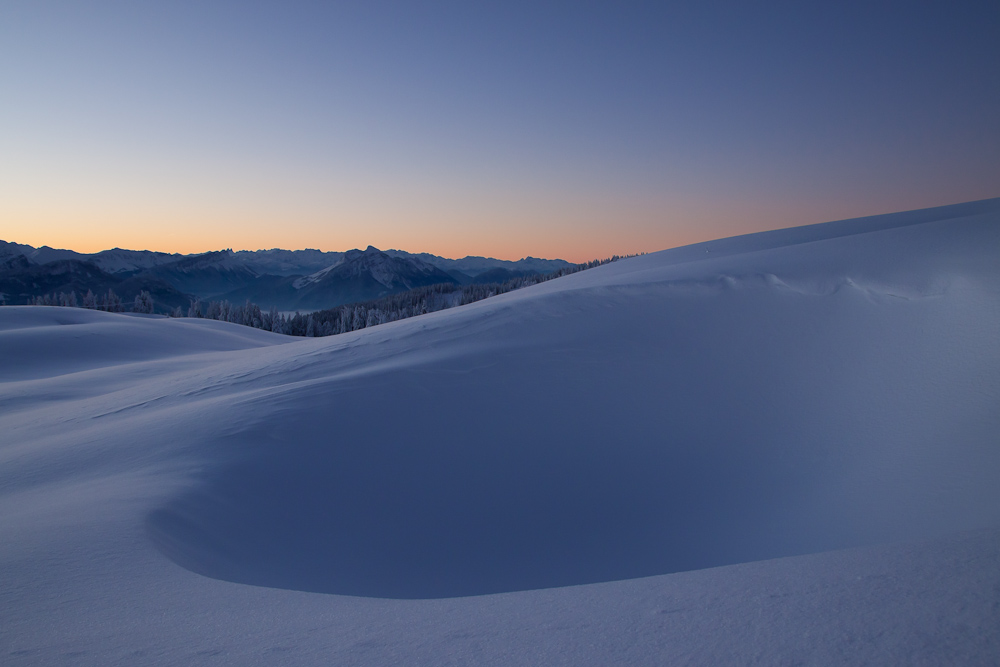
top-left (21, 254), bottom-right (640, 337)
top-left (280, 254), bottom-right (639, 337)
top-left (28, 289), bottom-right (157, 314)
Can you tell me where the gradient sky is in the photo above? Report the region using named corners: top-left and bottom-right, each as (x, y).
top-left (2, 1), bottom-right (998, 262)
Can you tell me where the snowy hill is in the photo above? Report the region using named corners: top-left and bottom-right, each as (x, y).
top-left (1, 198), bottom-right (999, 664)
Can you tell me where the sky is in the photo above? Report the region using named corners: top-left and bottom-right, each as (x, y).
top-left (1, 1), bottom-right (998, 262)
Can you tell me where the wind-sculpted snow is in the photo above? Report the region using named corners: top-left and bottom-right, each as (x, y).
top-left (0, 308), bottom-right (289, 382)
top-left (140, 200), bottom-right (1000, 599)
top-left (2, 199), bottom-right (1000, 662)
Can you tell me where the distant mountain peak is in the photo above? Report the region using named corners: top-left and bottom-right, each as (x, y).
top-left (284, 246), bottom-right (456, 302)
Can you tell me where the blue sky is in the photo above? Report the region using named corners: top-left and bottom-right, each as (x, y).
top-left (2, 1), bottom-right (997, 260)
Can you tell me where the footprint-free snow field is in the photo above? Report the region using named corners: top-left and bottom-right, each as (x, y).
top-left (2, 199), bottom-right (999, 664)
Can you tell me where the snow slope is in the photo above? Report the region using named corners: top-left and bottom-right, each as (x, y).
top-left (0, 308), bottom-right (289, 381)
top-left (2, 198), bottom-right (999, 664)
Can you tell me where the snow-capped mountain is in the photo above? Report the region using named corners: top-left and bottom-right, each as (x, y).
top-left (230, 248), bottom-right (346, 276)
top-left (0, 241), bottom-right (571, 309)
top-left (140, 250), bottom-right (260, 298)
top-left (89, 248), bottom-right (182, 274)
top-left (0, 239), bottom-right (88, 265)
top-left (0, 240), bottom-right (181, 274)
top-left (384, 249), bottom-right (572, 281)
top-left (0, 254), bottom-right (190, 311)
top-left (295, 246), bottom-right (455, 290)
top-left (216, 246), bottom-right (459, 311)
top-left (1, 239), bottom-right (572, 281)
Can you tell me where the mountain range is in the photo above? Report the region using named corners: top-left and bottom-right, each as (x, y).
top-left (0, 240), bottom-right (572, 312)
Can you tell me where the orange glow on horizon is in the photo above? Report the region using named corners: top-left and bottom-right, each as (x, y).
top-left (3, 191), bottom-right (996, 264)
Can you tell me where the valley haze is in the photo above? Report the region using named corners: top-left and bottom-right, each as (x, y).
top-left (1, 198), bottom-right (999, 664)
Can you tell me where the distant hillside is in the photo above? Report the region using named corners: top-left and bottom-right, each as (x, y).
top-left (91, 248), bottom-right (183, 274)
top-left (230, 248), bottom-right (344, 276)
top-left (0, 240), bottom-right (181, 274)
top-left (0, 255), bottom-right (191, 313)
top-left (141, 251), bottom-right (260, 298)
top-left (214, 246), bottom-right (459, 311)
top-left (384, 249), bottom-right (572, 279)
top-left (2, 240), bottom-right (571, 279)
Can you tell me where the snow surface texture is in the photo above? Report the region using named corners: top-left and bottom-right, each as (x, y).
top-left (2, 199), bottom-right (999, 664)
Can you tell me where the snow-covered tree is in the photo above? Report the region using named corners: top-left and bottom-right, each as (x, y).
top-left (270, 310), bottom-right (286, 334)
top-left (103, 289), bottom-right (124, 313)
top-left (82, 290), bottom-right (97, 309)
top-left (133, 291), bottom-right (154, 314)
top-left (262, 306), bottom-right (277, 332)
top-left (247, 301), bottom-right (262, 329)
top-left (204, 301), bottom-right (222, 320)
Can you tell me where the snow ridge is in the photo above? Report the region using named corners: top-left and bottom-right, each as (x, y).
top-left (2, 198), bottom-right (999, 664)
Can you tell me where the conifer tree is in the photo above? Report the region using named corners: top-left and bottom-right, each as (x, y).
top-left (104, 289), bottom-right (124, 312)
top-left (133, 291), bottom-right (154, 314)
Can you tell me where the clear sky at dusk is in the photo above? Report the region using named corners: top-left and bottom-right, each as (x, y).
top-left (2, 1), bottom-right (998, 262)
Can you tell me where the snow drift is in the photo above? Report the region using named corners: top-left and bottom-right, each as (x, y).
top-left (147, 198), bottom-right (1000, 598)
top-left (2, 198), bottom-right (999, 662)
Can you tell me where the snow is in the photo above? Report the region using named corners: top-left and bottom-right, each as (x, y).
top-left (0, 242), bottom-right (182, 274)
top-left (292, 260), bottom-right (344, 289)
top-left (90, 248), bottom-right (182, 274)
top-left (0, 307), bottom-right (289, 382)
top-left (2, 198), bottom-right (999, 664)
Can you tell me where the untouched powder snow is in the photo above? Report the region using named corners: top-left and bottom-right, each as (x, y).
top-left (2, 199), bottom-right (999, 664)
top-left (0, 308), bottom-right (290, 382)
